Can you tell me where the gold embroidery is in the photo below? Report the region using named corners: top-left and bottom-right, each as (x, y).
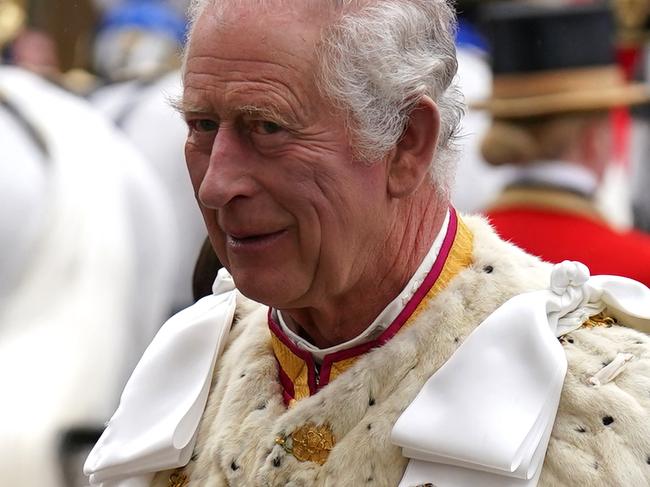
top-left (270, 336), bottom-right (311, 401)
top-left (168, 470), bottom-right (188, 487)
top-left (291, 423), bottom-right (335, 465)
top-left (409, 216), bottom-right (474, 323)
top-left (275, 423), bottom-right (336, 465)
top-left (329, 356), bottom-right (358, 382)
top-left (582, 312), bottom-right (617, 329)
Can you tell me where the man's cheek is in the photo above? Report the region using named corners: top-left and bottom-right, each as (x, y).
top-left (185, 150), bottom-right (210, 195)
top-left (202, 214), bottom-right (223, 249)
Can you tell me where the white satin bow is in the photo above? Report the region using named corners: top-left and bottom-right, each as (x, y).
top-left (392, 261), bottom-right (650, 487)
top-left (84, 269), bottom-right (237, 487)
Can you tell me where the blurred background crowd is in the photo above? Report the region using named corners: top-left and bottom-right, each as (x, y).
top-left (1, 0), bottom-right (650, 485)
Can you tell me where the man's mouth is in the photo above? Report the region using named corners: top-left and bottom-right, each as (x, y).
top-left (226, 229), bottom-right (288, 250)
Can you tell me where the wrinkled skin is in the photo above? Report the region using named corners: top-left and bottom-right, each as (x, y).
top-left (181, 3), bottom-right (444, 346)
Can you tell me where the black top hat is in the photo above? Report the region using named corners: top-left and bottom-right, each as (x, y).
top-left (473, 2), bottom-right (650, 118)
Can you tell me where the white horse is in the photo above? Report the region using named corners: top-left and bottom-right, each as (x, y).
top-left (0, 66), bottom-right (176, 487)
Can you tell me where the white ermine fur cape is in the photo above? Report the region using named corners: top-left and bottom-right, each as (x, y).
top-left (153, 216), bottom-right (650, 487)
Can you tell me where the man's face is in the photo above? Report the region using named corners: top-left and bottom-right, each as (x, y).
top-left (182, 5), bottom-right (391, 309)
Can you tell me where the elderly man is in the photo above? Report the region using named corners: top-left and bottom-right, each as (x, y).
top-left (85, 1), bottom-right (650, 486)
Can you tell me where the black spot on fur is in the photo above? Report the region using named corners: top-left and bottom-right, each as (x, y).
top-left (576, 426), bottom-right (587, 433)
top-left (483, 265), bottom-right (494, 274)
top-left (368, 398), bottom-right (376, 406)
top-left (454, 337), bottom-right (460, 344)
top-left (593, 461), bottom-right (599, 470)
top-left (366, 477), bottom-right (374, 482)
top-left (367, 423), bottom-right (372, 430)
top-left (646, 456), bottom-right (650, 465)
top-left (272, 456), bottom-right (282, 467)
top-left (191, 453), bottom-right (198, 462)
top-left (240, 373), bottom-right (246, 378)
top-left (256, 402), bottom-right (266, 410)
top-left (230, 461), bottom-right (239, 471)
top-left (602, 416), bottom-right (614, 426)
top-left (567, 337), bottom-right (574, 344)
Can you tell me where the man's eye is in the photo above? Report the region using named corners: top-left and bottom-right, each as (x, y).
top-left (251, 120), bottom-right (284, 135)
top-left (190, 119), bottom-right (219, 132)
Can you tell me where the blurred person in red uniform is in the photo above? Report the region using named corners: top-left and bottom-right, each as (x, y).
top-left (612, 0), bottom-right (650, 234)
top-left (477, 2), bottom-right (650, 286)
top-left (450, 1), bottom-right (511, 214)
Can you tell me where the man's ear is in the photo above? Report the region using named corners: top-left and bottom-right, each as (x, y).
top-left (387, 96), bottom-right (440, 198)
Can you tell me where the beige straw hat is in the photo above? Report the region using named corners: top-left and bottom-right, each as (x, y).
top-left (472, 2), bottom-right (650, 119)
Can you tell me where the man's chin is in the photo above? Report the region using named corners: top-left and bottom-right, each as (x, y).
top-left (230, 271), bottom-right (304, 308)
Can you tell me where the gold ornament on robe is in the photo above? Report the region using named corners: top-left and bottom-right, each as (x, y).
top-left (560, 313), bottom-right (616, 345)
top-left (582, 312), bottom-right (617, 329)
top-left (275, 423), bottom-right (335, 465)
top-left (168, 470), bottom-right (188, 487)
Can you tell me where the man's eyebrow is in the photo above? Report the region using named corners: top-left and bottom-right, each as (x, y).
top-left (239, 105), bottom-right (296, 127)
top-left (167, 96), bottom-right (298, 126)
top-left (167, 95), bottom-right (210, 117)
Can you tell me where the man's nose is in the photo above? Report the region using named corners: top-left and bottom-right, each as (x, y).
top-left (198, 127), bottom-right (257, 209)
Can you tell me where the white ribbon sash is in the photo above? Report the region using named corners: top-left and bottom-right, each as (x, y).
top-left (392, 261), bottom-right (650, 487)
top-left (84, 269), bottom-right (237, 487)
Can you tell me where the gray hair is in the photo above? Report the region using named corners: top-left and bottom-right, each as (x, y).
top-left (185, 0), bottom-right (463, 195)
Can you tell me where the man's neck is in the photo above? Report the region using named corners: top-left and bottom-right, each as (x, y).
top-left (281, 190), bottom-right (448, 348)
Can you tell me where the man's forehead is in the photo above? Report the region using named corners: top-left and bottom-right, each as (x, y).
top-left (186, 1), bottom-right (326, 78)
top-left (195, 0), bottom-right (375, 26)
top-left (203, 0), bottom-right (364, 13)
top-left (185, 0), bottom-right (377, 70)
top-left (191, 0), bottom-right (326, 48)
top-left (182, 5), bottom-right (325, 121)
top-left (204, 0), bottom-right (329, 21)
top-left (181, 0), bottom-right (376, 118)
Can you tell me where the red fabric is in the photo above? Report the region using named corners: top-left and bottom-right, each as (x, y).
top-left (611, 108), bottom-right (630, 168)
top-left (612, 45), bottom-right (641, 169)
top-left (616, 45), bottom-right (641, 81)
top-left (486, 208), bottom-right (650, 287)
